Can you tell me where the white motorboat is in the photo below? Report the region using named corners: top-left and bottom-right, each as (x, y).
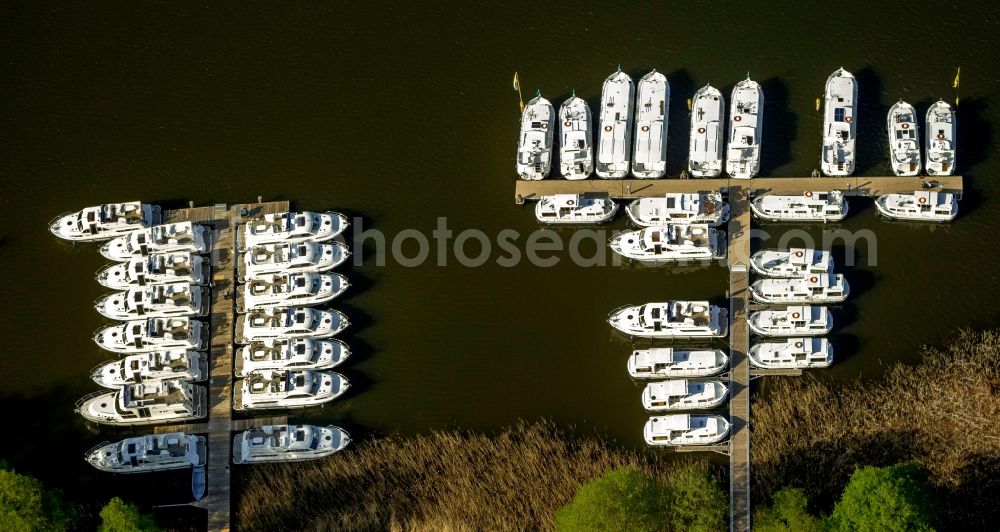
top-left (751, 191), bottom-right (848, 222)
top-left (632, 70), bottom-right (669, 178)
top-left (516, 93), bottom-right (555, 180)
top-left (75, 379), bottom-right (207, 425)
top-left (95, 282), bottom-right (207, 321)
top-left (726, 77), bottom-right (764, 179)
top-left (925, 100), bottom-right (957, 176)
top-left (49, 201), bottom-right (161, 242)
top-left (234, 370), bottom-right (349, 411)
top-left (241, 241), bottom-right (350, 282)
top-left (559, 94), bottom-right (593, 179)
top-left (241, 272), bottom-right (348, 312)
top-left (641, 380), bottom-right (728, 412)
top-left (821, 68), bottom-right (858, 176)
top-left (534, 194), bottom-right (617, 224)
top-left (85, 432), bottom-right (206, 473)
top-left (100, 222), bottom-right (208, 261)
top-left (609, 301), bottom-right (728, 338)
top-left (240, 211), bottom-right (348, 251)
top-left (749, 338), bottom-right (833, 369)
top-left (236, 307), bottom-right (348, 343)
top-left (688, 84), bottom-right (725, 178)
top-left (233, 425), bottom-right (350, 464)
top-left (94, 317), bottom-right (208, 354)
top-left (644, 414), bottom-right (730, 446)
top-left (609, 224), bottom-right (725, 263)
top-left (235, 338), bottom-right (350, 377)
top-left (627, 348), bottom-right (729, 379)
top-left (748, 306), bottom-right (832, 337)
top-left (875, 190), bottom-right (957, 222)
top-left (625, 192), bottom-right (729, 228)
top-left (887, 100), bottom-right (921, 176)
top-left (750, 248), bottom-right (834, 279)
top-left (97, 252), bottom-right (206, 290)
top-left (751, 274), bottom-right (849, 304)
top-left (596, 68), bottom-right (635, 178)
top-left (91, 350), bottom-right (207, 388)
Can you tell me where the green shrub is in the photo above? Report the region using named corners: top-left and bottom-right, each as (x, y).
top-left (827, 463), bottom-right (937, 532)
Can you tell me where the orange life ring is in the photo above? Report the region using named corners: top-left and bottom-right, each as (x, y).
top-left (791, 312), bottom-right (800, 319)
top-left (795, 341), bottom-right (804, 349)
top-left (564, 120), bottom-right (572, 127)
top-left (604, 125), bottom-right (613, 132)
top-left (809, 276), bottom-right (818, 283)
top-left (734, 115), bottom-right (742, 122)
top-left (698, 127), bottom-right (706, 134)
top-left (541, 123), bottom-right (548, 129)
top-left (794, 250), bottom-right (804, 258)
top-left (804, 191), bottom-right (813, 198)
top-left (937, 133), bottom-right (945, 139)
top-left (901, 123), bottom-right (909, 130)
top-left (918, 196), bottom-right (927, 204)
top-left (641, 125), bottom-right (650, 132)
top-left (845, 116), bottom-right (853, 123)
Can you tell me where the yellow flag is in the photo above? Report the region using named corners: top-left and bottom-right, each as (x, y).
top-left (513, 72), bottom-right (520, 92)
top-left (953, 67), bottom-right (960, 88)
top-left (519, 100), bottom-right (525, 113)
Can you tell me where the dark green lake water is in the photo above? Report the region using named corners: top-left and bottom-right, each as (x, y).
top-left (1, 0), bottom-right (999, 512)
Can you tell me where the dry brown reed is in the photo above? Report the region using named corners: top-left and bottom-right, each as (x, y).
top-left (751, 328), bottom-right (1000, 527)
top-left (235, 420), bottom-right (712, 531)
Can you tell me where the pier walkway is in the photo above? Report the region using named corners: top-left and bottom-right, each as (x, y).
top-left (727, 186), bottom-right (752, 532)
top-left (156, 201), bottom-right (289, 532)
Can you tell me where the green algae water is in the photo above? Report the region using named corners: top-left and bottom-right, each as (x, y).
top-left (1, 0), bottom-right (999, 511)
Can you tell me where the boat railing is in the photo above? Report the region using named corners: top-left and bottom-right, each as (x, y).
top-left (88, 360), bottom-right (113, 379)
top-left (74, 390), bottom-right (111, 410)
top-left (608, 303), bottom-right (635, 317)
top-left (84, 441), bottom-right (113, 457)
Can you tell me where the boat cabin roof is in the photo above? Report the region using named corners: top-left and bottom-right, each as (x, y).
top-left (788, 248), bottom-right (830, 268)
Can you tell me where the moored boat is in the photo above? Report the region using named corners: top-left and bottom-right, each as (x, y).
top-left (235, 338), bottom-right (350, 377)
top-left (596, 68), bottom-right (635, 178)
top-left (688, 84), bottom-right (725, 177)
top-left (75, 379), bottom-right (207, 425)
top-left (750, 248), bottom-right (834, 279)
top-left (887, 100), bottom-right (921, 176)
top-left (240, 242), bottom-right (350, 282)
top-left (750, 274), bottom-right (849, 304)
top-left (516, 93), bottom-right (555, 180)
top-left (644, 414), bottom-right (730, 446)
top-left (97, 252), bottom-right (206, 290)
top-left (749, 337), bottom-right (833, 369)
top-left (608, 301), bottom-right (728, 338)
top-left (91, 350), bottom-right (207, 388)
top-left (236, 307), bottom-right (348, 343)
top-left (534, 194), bottom-right (617, 224)
top-left (234, 370), bottom-right (349, 411)
top-left (627, 348), bottom-right (729, 379)
top-left (240, 272), bottom-right (349, 312)
top-left (726, 77), bottom-right (763, 179)
top-left (100, 222), bottom-right (208, 261)
top-left (748, 305), bottom-right (832, 337)
top-left (240, 211), bottom-right (348, 251)
top-left (233, 425), bottom-right (350, 464)
top-left (49, 201), bottom-right (161, 242)
top-left (94, 317), bottom-right (208, 354)
top-left (631, 70), bottom-right (669, 178)
top-left (875, 190), bottom-right (957, 222)
top-left (85, 432), bottom-right (205, 473)
top-left (750, 191), bottom-right (848, 222)
top-left (95, 282), bottom-right (207, 320)
top-left (925, 100), bottom-right (957, 176)
top-left (609, 224), bottom-right (725, 263)
top-left (641, 380), bottom-right (728, 412)
top-left (821, 68), bottom-right (858, 176)
top-left (559, 94), bottom-right (593, 179)
top-left (625, 192), bottom-right (729, 228)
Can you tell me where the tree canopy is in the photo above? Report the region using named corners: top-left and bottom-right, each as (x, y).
top-left (0, 466), bottom-right (75, 531)
top-left (753, 487), bottom-right (823, 532)
top-left (98, 497), bottom-right (160, 532)
top-left (827, 463), bottom-right (937, 532)
top-left (554, 465), bottom-right (725, 532)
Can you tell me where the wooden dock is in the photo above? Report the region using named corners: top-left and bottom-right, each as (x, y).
top-left (513, 175), bottom-right (963, 201)
top-left (156, 201), bottom-right (290, 532)
top-left (726, 186), bottom-right (752, 532)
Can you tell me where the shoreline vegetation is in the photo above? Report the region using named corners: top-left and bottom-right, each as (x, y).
top-left (751, 327), bottom-right (1000, 529)
top-left (235, 421), bottom-right (723, 530)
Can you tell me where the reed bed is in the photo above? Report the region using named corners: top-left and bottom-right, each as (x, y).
top-left (236, 421), bottom-right (711, 531)
top-left (752, 328), bottom-right (1000, 527)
